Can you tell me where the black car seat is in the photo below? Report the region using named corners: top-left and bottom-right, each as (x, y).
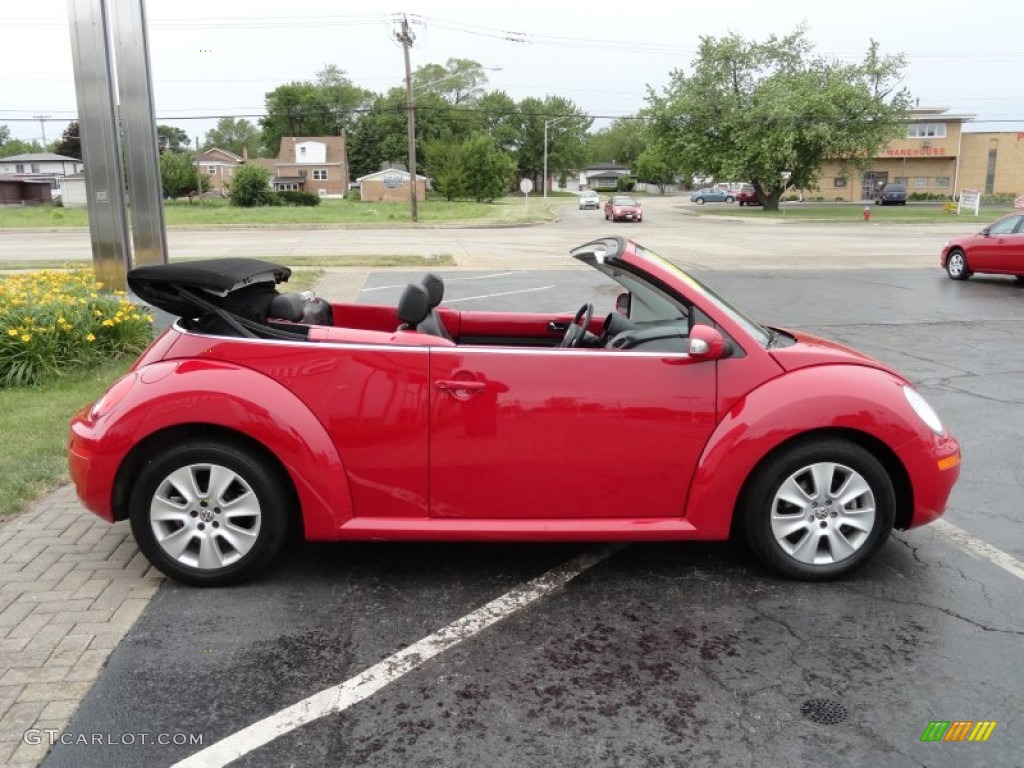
top-left (417, 273), bottom-right (454, 341)
top-left (396, 283), bottom-right (430, 331)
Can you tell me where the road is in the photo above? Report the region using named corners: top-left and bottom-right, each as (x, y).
top-left (0, 196), bottom-right (986, 271)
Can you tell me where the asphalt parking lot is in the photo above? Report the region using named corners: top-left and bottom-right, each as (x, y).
top-left (42, 264), bottom-right (1023, 768)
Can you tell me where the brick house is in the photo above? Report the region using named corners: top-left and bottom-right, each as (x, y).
top-left (256, 133), bottom-right (350, 198)
top-left (0, 152), bottom-right (83, 200)
top-left (198, 148), bottom-right (243, 196)
top-left (356, 168), bottom-right (427, 203)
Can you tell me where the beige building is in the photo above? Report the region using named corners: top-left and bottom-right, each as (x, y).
top-left (813, 107), bottom-right (1023, 201)
top-left (356, 168), bottom-right (427, 203)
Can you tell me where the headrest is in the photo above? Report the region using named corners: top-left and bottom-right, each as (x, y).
top-left (421, 273), bottom-right (444, 308)
top-left (268, 292), bottom-right (305, 322)
top-left (397, 283), bottom-right (430, 326)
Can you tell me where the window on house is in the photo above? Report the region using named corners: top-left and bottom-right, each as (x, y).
top-left (907, 123), bottom-right (947, 139)
top-left (915, 177), bottom-right (929, 188)
top-left (15, 164), bottom-right (24, 173)
top-left (985, 148), bottom-right (997, 194)
top-left (299, 147), bottom-right (306, 157)
top-left (206, 166), bottom-right (216, 175)
top-left (31, 164), bottom-right (40, 173)
top-left (313, 169), bottom-right (327, 180)
top-left (834, 177), bottom-right (847, 188)
top-left (894, 177), bottom-right (907, 185)
top-left (935, 177), bottom-right (950, 187)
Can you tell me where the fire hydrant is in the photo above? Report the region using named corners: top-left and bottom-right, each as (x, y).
top-left (862, 206), bottom-right (871, 222)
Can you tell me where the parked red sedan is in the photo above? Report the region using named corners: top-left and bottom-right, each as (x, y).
top-left (604, 195), bottom-right (643, 222)
top-left (736, 184), bottom-right (761, 207)
top-left (69, 237), bottom-right (960, 586)
top-left (941, 213), bottom-right (1024, 281)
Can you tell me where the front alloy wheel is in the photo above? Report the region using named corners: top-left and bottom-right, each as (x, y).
top-left (946, 250), bottom-right (970, 280)
top-left (130, 440), bottom-right (290, 586)
top-left (742, 439), bottom-right (895, 580)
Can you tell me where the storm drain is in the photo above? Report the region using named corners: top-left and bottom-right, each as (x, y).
top-left (800, 698), bottom-right (848, 725)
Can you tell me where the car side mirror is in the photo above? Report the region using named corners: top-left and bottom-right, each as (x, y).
top-left (615, 291), bottom-right (631, 317)
top-left (687, 324), bottom-right (726, 361)
top-left (980, 227), bottom-right (991, 237)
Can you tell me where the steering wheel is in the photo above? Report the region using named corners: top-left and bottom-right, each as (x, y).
top-left (560, 303), bottom-right (594, 348)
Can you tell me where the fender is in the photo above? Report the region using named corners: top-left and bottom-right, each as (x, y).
top-left (685, 364), bottom-right (926, 537)
top-left (83, 359), bottom-right (353, 539)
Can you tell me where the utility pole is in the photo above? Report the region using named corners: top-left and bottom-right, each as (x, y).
top-left (33, 114), bottom-right (51, 146)
top-left (395, 15), bottom-right (418, 222)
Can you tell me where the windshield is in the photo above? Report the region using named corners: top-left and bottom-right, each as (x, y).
top-left (632, 244), bottom-right (772, 346)
top-left (612, 197), bottom-right (638, 206)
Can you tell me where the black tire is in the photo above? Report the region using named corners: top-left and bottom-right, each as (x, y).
top-left (945, 249), bottom-right (971, 280)
top-left (725, 196), bottom-right (735, 204)
top-left (129, 439), bottom-right (290, 586)
top-left (1015, 275), bottom-right (1024, 283)
top-left (696, 198), bottom-right (705, 205)
top-left (740, 438), bottom-right (895, 580)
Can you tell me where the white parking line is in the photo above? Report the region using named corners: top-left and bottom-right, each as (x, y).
top-left (172, 546), bottom-right (620, 768)
top-left (931, 519), bottom-right (1024, 581)
top-left (443, 286), bottom-right (554, 304)
top-left (360, 272), bottom-right (517, 292)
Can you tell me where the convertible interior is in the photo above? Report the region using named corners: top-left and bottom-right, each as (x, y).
top-left (126, 242), bottom-right (703, 354)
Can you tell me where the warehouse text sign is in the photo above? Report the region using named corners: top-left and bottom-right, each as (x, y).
top-left (884, 147), bottom-right (947, 157)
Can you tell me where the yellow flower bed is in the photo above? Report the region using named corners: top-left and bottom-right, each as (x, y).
top-left (0, 268), bottom-right (153, 387)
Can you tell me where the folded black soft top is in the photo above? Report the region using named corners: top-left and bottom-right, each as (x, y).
top-left (127, 258), bottom-right (291, 317)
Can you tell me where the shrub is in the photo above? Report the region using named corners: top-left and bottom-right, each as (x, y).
top-left (229, 164), bottom-right (278, 207)
top-left (0, 269), bottom-right (152, 387)
top-left (615, 176), bottom-right (637, 192)
top-left (276, 189), bottom-right (321, 206)
top-left (981, 192), bottom-right (1017, 205)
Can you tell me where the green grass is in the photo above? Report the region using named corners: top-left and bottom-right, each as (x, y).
top-left (0, 197), bottom-right (556, 229)
top-left (1, 256), bottom-right (454, 271)
top-left (694, 202), bottom-right (1015, 223)
top-left (0, 357), bottom-right (132, 518)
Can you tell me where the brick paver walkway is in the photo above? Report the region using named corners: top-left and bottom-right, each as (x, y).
top-left (0, 487), bottom-right (162, 767)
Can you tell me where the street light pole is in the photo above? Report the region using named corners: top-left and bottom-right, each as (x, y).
top-left (396, 15), bottom-right (418, 222)
top-left (543, 115), bottom-right (574, 198)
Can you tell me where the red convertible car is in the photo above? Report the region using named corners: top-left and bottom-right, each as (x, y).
top-left (68, 237), bottom-right (960, 586)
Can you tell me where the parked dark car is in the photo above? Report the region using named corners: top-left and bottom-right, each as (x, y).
top-left (875, 183), bottom-right (907, 206)
top-left (941, 213), bottom-right (1024, 281)
top-left (737, 185), bottom-right (761, 207)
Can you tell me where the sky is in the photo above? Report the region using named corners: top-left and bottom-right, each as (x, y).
top-left (3, 0), bottom-right (1023, 148)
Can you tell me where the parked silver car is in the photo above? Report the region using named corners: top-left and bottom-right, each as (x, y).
top-left (579, 190), bottom-right (600, 210)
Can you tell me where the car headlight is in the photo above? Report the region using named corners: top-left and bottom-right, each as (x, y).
top-left (903, 385), bottom-right (944, 435)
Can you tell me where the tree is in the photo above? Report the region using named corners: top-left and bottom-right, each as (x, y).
top-left (645, 29), bottom-right (910, 210)
top-left (228, 164), bottom-right (277, 207)
top-left (461, 133), bottom-right (514, 202)
top-left (585, 118), bottom-right (648, 167)
top-left (423, 137), bottom-right (466, 201)
top-left (202, 118), bottom-right (260, 157)
top-left (633, 144), bottom-right (678, 194)
top-left (159, 152), bottom-right (209, 202)
top-left (52, 122), bottom-right (82, 159)
top-left (157, 125), bottom-right (190, 153)
top-left (475, 91), bottom-right (520, 154)
top-left (260, 66), bottom-right (372, 155)
top-left (412, 59), bottom-right (491, 105)
top-left (0, 125), bottom-right (10, 148)
top-left (515, 96), bottom-right (592, 185)
top-left (0, 126), bottom-right (45, 158)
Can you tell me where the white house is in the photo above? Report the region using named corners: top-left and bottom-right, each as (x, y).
top-left (0, 153), bottom-right (84, 199)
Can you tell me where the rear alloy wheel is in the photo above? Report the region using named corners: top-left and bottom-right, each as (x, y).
top-left (130, 440), bottom-right (290, 586)
top-left (946, 249), bottom-right (971, 280)
top-left (742, 438), bottom-right (895, 580)
top-left (725, 196), bottom-right (735, 204)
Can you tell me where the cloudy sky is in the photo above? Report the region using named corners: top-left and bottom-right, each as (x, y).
top-left (3, 0), bottom-right (1022, 147)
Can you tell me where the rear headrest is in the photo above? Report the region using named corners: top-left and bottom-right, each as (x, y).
top-left (397, 283), bottom-right (430, 326)
top-left (421, 273), bottom-right (444, 309)
top-left (268, 292), bottom-right (305, 322)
